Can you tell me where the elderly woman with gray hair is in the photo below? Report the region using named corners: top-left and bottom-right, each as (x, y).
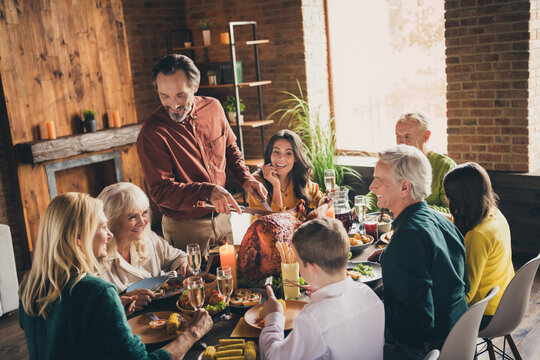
top-left (97, 182), bottom-right (189, 311)
top-left (369, 145), bottom-right (468, 360)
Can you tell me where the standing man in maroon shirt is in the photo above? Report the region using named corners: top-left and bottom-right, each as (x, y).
top-left (137, 54), bottom-right (267, 253)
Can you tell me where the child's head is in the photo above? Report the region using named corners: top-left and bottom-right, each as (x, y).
top-left (292, 217), bottom-right (350, 277)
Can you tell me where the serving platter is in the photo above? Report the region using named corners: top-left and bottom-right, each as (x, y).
top-left (346, 261), bottom-right (382, 285)
top-left (230, 288), bottom-right (267, 313)
top-left (244, 299), bottom-right (307, 330)
top-left (127, 311), bottom-right (191, 344)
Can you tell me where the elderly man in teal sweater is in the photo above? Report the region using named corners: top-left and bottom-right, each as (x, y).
top-left (365, 111), bottom-right (455, 214)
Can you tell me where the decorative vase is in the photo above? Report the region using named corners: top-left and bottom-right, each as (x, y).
top-left (84, 119), bottom-right (97, 133)
top-left (227, 112), bottom-right (243, 125)
top-left (202, 29), bottom-right (211, 46)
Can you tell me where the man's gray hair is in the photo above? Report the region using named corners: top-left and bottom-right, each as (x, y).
top-left (378, 144), bottom-right (432, 202)
top-left (398, 111), bottom-right (430, 131)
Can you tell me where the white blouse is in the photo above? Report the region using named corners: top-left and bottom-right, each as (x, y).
top-left (97, 231), bottom-right (187, 292)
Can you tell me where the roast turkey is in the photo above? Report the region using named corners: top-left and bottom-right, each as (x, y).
top-left (238, 200), bottom-right (330, 280)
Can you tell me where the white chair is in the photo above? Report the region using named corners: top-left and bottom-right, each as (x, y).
top-left (0, 224), bottom-right (19, 316)
top-left (424, 349), bottom-right (440, 360)
top-left (477, 255), bottom-right (540, 360)
top-left (436, 286), bottom-right (499, 360)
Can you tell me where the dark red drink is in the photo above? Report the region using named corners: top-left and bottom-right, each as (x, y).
top-left (364, 218), bottom-right (378, 239)
top-left (335, 210), bottom-right (353, 233)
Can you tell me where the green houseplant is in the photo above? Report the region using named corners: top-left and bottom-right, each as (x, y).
top-left (223, 96), bottom-right (245, 125)
top-left (83, 109), bottom-right (97, 133)
top-left (271, 81), bottom-right (362, 192)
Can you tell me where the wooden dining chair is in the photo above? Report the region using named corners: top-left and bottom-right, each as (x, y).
top-left (431, 286), bottom-right (499, 360)
top-left (476, 255), bottom-right (540, 360)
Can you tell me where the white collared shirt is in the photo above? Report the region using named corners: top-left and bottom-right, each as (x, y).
top-left (97, 231), bottom-right (187, 292)
top-left (260, 277), bottom-right (384, 360)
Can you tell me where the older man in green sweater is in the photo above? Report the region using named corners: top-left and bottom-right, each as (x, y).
top-left (365, 111), bottom-right (455, 214)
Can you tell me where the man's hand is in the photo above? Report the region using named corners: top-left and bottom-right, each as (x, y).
top-left (124, 288), bottom-right (154, 310)
top-left (186, 308), bottom-right (213, 339)
top-left (209, 185), bottom-right (242, 214)
top-left (243, 178), bottom-right (268, 201)
top-left (367, 248), bottom-right (383, 263)
top-left (261, 285), bottom-right (284, 319)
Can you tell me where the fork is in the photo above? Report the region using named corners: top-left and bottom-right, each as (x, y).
top-left (144, 312), bottom-right (160, 321)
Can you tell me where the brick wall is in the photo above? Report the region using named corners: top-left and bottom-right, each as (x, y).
top-left (121, 0), bottom-right (187, 124)
top-left (530, 0), bottom-right (540, 172)
top-left (445, 0), bottom-right (531, 171)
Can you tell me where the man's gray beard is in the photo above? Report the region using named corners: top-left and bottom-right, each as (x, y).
top-left (168, 104), bottom-right (192, 123)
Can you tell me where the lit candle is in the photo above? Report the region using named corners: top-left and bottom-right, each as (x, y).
top-left (46, 121), bottom-right (56, 140)
top-left (111, 110), bottom-right (121, 128)
top-left (219, 243), bottom-right (237, 290)
top-left (220, 32), bottom-right (230, 45)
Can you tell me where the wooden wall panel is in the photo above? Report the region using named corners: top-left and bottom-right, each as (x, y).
top-left (0, 0), bottom-right (143, 249)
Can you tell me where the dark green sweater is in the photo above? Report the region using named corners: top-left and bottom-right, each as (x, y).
top-left (19, 274), bottom-right (170, 360)
top-left (380, 201), bottom-right (468, 345)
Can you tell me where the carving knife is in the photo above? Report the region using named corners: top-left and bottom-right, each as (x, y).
top-left (195, 201), bottom-right (277, 216)
top-left (257, 194), bottom-right (273, 212)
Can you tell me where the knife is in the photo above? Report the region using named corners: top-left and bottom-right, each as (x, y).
top-left (259, 196), bottom-right (273, 212)
top-left (195, 200), bottom-right (277, 216)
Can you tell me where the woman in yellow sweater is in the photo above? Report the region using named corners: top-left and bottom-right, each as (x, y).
top-left (248, 130), bottom-right (322, 223)
top-left (443, 162), bottom-right (514, 329)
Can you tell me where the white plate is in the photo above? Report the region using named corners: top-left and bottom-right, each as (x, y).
top-left (347, 261), bottom-right (382, 285)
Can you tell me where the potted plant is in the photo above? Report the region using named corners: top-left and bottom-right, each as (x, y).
top-left (83, 109), bottom-right (97, 133)
top-left (199, 19), bottom-right (212, 46)
top-left (271, 81), bottom-right (362, 192)
top-left (223, 96), bottom-right (245, 125)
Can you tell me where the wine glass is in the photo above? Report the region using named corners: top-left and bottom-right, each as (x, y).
top-left (216, 266), bottom-right (233, 320)
top-left (324, 169), bottom-right (337, 192)
top-left (186, 276), bottom-right (205, 310)
top-left (187, 243), bottom-right (202, 275)
top-left (354, 195), bottom-right (367, 224)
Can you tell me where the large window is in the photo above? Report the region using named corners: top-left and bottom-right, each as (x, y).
top-left (327, 0), bottom-right (446, 154)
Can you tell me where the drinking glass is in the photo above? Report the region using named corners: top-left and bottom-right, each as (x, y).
top-left (364, 215), bottom-right (379, 239)
top-left (354, 195), bottom-right (367, 223)
top-left (324, 169), bottom-right (337, 192)
top-left (187, 243), bottom-right (202, 275)
top-left (216, 266), bottom-right (233, 320)
top-left (186, 276), bottom-right (205, 310)
top-left (281, 262), bottom-right (300, 300)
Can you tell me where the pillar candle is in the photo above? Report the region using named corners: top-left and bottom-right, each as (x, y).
top-left (46, 121), bottom-right (56, 140)
top-left (219, 243), bottom-right (237, 290)
top-left (220, 32), bottom-right (230, 45)
top-left (111, 110), bottom-right (121, 128)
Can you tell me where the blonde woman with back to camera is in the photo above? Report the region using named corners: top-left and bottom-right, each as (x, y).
top-left (18, 192), bottom-right (212, 360)
top-left (97, 182), bottom-right (190, 311)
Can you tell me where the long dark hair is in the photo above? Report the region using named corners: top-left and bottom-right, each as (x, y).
top-left (443, 162), bottom-right (499, 234)
top-left (256, 130), bottom-right (313, 205)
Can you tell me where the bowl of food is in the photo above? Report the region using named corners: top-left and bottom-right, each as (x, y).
top-left (367, 212), bottom-right (393, 234)
top-left (348, 233), bottom-right (374, 256)
top-left (176, 289), bottom-right (226, 316)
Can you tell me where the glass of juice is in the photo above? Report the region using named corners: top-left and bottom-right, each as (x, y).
top-left (281, 262), bottom-right (300, 300)
top-left (364, 215), bottom-right (378, 239)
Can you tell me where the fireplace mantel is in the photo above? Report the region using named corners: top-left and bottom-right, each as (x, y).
top-left (14, 124), bottom-right (142, 164)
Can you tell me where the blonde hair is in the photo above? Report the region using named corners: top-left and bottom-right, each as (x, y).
top-left (19, 192), bottom-right (102, 318)
top-left (97, 182), bottom-right (151, 260)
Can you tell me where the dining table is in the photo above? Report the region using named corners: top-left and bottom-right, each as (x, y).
top-left (132, 243), bottom-right (382, 360)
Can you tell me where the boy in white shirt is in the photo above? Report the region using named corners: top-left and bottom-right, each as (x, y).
top-left (259, 217), bottom-right (385, 360)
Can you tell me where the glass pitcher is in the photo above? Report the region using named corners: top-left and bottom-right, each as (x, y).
top-left (328, 187), bottom-right (353, 232)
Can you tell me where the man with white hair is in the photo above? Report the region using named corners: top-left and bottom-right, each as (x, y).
top-left (365, 111), bottom-right (455, 214)
top-left (369, 145), bottom-right (467, 360)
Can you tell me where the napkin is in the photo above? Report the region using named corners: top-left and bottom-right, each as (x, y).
top-left (230, 317), bottom-right (261, 338)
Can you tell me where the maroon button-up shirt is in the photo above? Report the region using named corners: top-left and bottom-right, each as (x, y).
top-left (137, 96), bottom-right (253, 220)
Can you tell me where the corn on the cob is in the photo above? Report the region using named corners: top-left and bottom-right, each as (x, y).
top-left (166, 313), bottom-right (184, 335)
top-left (218, 339), bottom-right (245, 346)
top-left (201, 346), bottom-right (217, 360)
top-left (214, 357), bottom-right (244, 360)
top-left (218, 344), bottom-right (244, 351)
top-left (215, 349), bottom-right (243, 358)
top-left (244, 341), bottom-right (257, 360)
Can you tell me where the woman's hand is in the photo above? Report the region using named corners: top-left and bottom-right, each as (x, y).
top-left (123, 288), bottom-right (155, 310)
top-left (120, 295), bottom-right (137, 316)
top-left (262, 164), bottom-right (280, 187)
top-left (176, 262), bottom-right (190, 277)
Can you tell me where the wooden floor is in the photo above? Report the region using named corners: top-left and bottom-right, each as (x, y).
top-left (1, 253), bottom-right (539, 360)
